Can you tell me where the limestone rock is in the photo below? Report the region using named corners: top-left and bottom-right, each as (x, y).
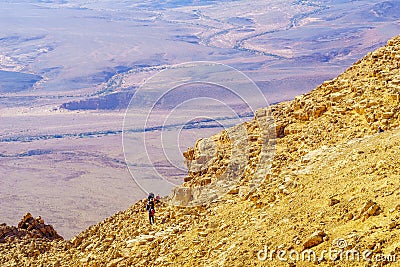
top-left (303, 231), bottom-right (326, 249)
top-left (358, 200), bottom-right (381, 221)
top-left (329, 198), bottom-right (340, 206)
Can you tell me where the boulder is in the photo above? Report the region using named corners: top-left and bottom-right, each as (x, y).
top-left (303, 231), bottom-right (326, 249)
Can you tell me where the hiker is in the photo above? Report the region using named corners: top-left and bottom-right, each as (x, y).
top-left (146, 196), bottom-right (155, 225)
top-left (155, 194), bottom-right (161, 204)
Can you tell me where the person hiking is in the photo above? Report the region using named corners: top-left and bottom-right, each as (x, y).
top-left (146, 196), bottom-right (155, 225)
top-left (155, 194), bottom-right (161, 204)
top-left (148, 192), bottom-right (155, 202)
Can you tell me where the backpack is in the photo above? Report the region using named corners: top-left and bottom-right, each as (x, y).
top-left (150, 208), bottom-right (155, 216)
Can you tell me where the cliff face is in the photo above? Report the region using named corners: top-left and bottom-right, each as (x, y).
top-left (1, 35), bottom-right (400, 266)
top-left (169, 108), bottom-right (276, 207)
top-left (60, 90), bottom-right (134, 111)
top-left (0, 213), bottom-right (62, 243)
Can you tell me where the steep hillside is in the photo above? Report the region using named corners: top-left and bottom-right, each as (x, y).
top-left (1, 35), bottom-right (400, 266)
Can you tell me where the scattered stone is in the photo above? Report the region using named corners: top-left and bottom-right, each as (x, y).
top-left (303, 231), bottom-right (326, 249)
top-left (389, 221), bottom-right (398, 229)
top-left (228, 188), bottom-right (239, 195)
top-left (184, 176), bottom-right (193, 182)
top-left (329, 198), bottom-right (340, 206)
top-left (346, 213), bottom-right (354, 221)
top-left (198, 232), bottom-right (208, 237)
top-left (359, 200), bottom-right (381, 221)
top-left (395, 204), bottom-right (400, 211)
top-left (106, 257), bottom-right (124, 267)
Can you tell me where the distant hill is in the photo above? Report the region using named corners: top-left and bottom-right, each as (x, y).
top-left (60, 90), bottom-right (134, 111)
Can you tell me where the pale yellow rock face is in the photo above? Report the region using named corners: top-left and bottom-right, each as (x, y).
top-left (1, 35), bottom-right (400, 267)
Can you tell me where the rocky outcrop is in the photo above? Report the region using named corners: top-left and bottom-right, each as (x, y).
top-left (0, 213), bottom-right (63, 243)
top-left (169, 108), bottom-right (276, 206)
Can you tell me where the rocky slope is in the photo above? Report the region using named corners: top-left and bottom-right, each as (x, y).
top-left (1, 35), bottom-right (400, 266)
